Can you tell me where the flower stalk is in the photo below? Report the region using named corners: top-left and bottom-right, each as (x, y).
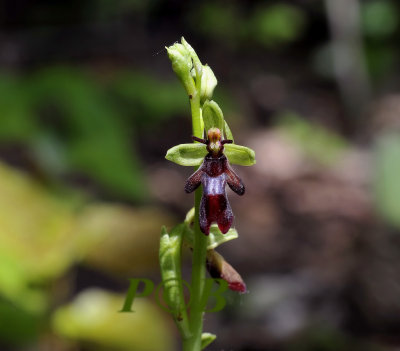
top-left (185, 81), bottom-right (207, 351)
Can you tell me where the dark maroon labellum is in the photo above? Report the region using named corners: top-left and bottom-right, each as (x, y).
top-left (185, 128), bottom-right (245, 235)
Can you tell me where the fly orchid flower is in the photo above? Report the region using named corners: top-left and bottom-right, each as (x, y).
top-left (185, 128), bottom-right (245, 235)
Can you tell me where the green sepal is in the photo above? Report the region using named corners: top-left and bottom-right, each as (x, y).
top-left (183, 223), bottom-right (238, 250)
top-left (165, 143), bottom-right (256, 167)
top-left (201, 332), bottom-right (216, 350)
top-left (224, 120), bottom-right (234, 142)
top-left (165, 143), bottom-right (207, 166)
top-left (202, 100), bottom-right (224, 133)
top-left (159, 225), bottom-right (191, 339)
top-left (224, 144), bottom-right (256, 166)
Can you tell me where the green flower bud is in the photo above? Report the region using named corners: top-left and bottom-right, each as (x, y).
top-left (200, 65), bottom-right (217, 103)
top-left (181, 37), bottom-right (203, 78)
top-left (166, 43), bottom-right (195, 95)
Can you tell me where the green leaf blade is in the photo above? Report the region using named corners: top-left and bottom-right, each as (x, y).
top-left (159, 225), bottom-right (191, 339)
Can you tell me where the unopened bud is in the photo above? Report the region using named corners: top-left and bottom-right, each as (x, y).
top-left (166, 43), bottom-right (195, 94)
top-left (200, 65), bottom-right (217, 102)
top-left (206, 249), bottom-right (246, 293)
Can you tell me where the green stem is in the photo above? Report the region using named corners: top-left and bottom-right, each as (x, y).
top-left (183, 82), bottom-right (207, 351)
top-left (185, 189), bottom-right (207, 351)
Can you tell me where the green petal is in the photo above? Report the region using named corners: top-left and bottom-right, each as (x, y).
top-left (225, 144), bottom-right (256, 166)
top-left (165, 143), bottom-right (207, 166)
top-left (202, 100), bottom-right (224, 132)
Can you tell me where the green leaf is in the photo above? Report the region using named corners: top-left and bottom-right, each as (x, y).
top-left (183, 224), bottom-right (238, 250)
top-left (225, 144), bottom-right (256, 166)
top-left (202, 100), bottom-right (224, 132)
top-left (159, 225), bottom-right (191, 338)
top-left (201, 332), bottom-right (216, 350)
top-left (165, 143), bottom-right (207, 166)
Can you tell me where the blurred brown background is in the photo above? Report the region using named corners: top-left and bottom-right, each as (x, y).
top-left (1, 0), bottom-right (400, 350)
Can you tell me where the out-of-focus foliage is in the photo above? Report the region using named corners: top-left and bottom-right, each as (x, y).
top-left (189, 2), bottom-right (306, 48)
top-left (248, 4), bottom-right (307, 48)
top-left (81, 205), bottom-right (174, 275)
top-left (0, 301), bottom-right (42, 346)
top-left (0, 160), bottom-right (175, 348)
top-left (361, 0), bottom-right (398, 38)
top-left (52, 289), bottom-right (175, 351)
top-left (361, 1), bottom-right (399, 79)
top-left (189, 2), bottom-right (240, 43)
top-left (287, 326), bottom-right (382, 351)
top-left (110, 71), bottom-right (189, 126)
top-left (278, 113), bottom-right (347, 165)
top-left (374, 133), bottom-right (400, 228)
top-left (0, 67), bottom-right (188, 201)
top-left (0, 160), bottom-right (77, 313)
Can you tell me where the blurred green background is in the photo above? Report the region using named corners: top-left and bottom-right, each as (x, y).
top-left (1, 0), bottom-right (400, 350)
